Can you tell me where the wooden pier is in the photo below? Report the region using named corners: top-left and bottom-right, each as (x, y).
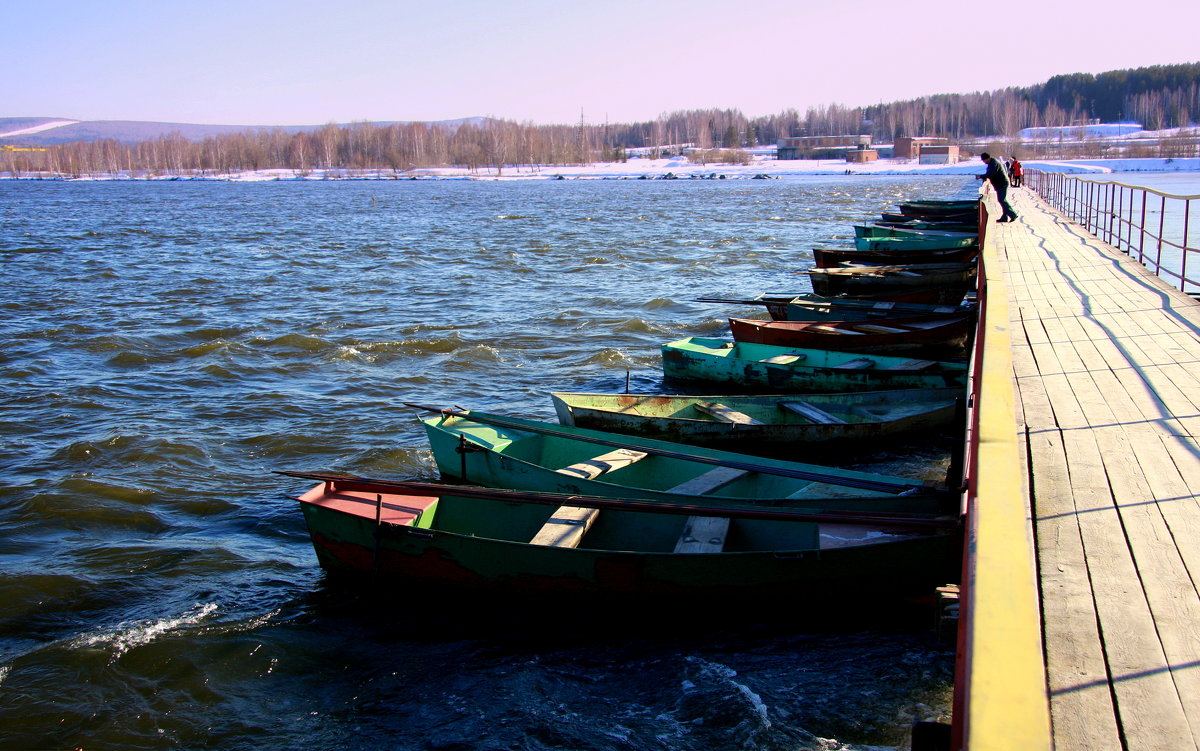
top-left (967, 186), bottom-right (1200, 750)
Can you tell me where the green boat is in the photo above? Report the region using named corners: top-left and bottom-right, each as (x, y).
top-left (660, 337), bottom-right (968, 392)
top-left (879, 214), bottom-right (979, 232)
top-left (853, 235), bottom-right (977, 251)
top-left (285, 472), bottom-right (961, 607)
top-left (757, 295), bottom-right (968, 321)
top-left (415, 407), bottom-right (951, 511)
top-left (550, 389), bottom-right (961, 457)
top-left (694, 294), bottom-right (969, 322)
top-left (899, 199), bottom-right (980, 215)
top-left (853, 224), bottom-right (977, 241)
top-left (813, 246), bottom-right (980, 268)
top-left (806, 262), bottom-right (977, 305)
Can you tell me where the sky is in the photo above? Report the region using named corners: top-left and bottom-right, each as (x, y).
top-left (3, 0), bottom-right (1198, 127)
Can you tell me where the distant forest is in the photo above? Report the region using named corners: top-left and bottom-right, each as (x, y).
top-left (6, 62), bottom-right (1199, 176)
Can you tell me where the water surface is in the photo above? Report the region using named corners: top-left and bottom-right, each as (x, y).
top-left (0, 176), bottom-right (972, 750)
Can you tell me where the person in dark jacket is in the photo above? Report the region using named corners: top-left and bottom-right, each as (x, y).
top-left (977, 152), bottom-right (1018, 222)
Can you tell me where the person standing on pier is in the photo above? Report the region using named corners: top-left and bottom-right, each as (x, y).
top-left (1010, 157), bottom-right (1024, 187)
top-left (977, 152), bottom-right (1019, 222)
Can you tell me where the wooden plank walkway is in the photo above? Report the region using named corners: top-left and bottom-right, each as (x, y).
top-left (994, 187), bottom-right (1200, 750)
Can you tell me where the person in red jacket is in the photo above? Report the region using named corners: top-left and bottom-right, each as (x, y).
top-left (1010, 158), bottom-right (1024, 188)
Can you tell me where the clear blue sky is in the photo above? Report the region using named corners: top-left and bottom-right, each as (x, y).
top-left (4, 0), bottom-right (1197, 126)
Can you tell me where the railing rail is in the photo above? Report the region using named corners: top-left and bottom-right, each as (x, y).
top-left (1025, 170), bottom-right (1199, 294)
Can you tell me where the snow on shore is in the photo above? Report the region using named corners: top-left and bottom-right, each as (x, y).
top-left (214, 155), bottom-right (1200, 181)
top-left (5, 155), bottom-right (1200, 181)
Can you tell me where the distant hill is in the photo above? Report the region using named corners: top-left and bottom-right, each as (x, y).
top-left (0, 117), bottom-right (485, 146)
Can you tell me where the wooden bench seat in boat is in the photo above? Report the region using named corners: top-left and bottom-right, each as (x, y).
top-left (833, 357), bottom-right (876, 369)
top-left (763, 354), bottom-right (805, 364)
top-left (893, 359), bottom-right (937, 370)
top-left (674, 516), bottom-right (732, 554)
top-left (532, 448), bottom-right (649, 548)
top-left (810, 325), bottom-right (866, 335)
top-left (779, 401), bottom-right (847, 424)
top-left (556, 448), bottom-right (648, 480)
top-left (694, 402), bottom-right (764, 425)
top-left (666, 466), bottom-right (751, 554)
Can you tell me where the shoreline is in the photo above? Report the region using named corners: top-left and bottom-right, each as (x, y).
top-left (4, 156), bottom-right (1199, 182)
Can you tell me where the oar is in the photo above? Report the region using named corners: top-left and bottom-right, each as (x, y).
top-left (403, 404), bottom-right (947, 496)
top-left (277, 471), bottom-right (960, 530)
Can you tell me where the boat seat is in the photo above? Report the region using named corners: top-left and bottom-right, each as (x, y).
top-left (556, 448), bottom-right (648, 480)
top-left (811, 325), bottom-right (866, 335)
top-left (834, 357), bottom-right (876, 369)
top-left (779, 400), bottom-right (847, 424)
top-left (763, 354), bottom-right (804, 364)
top-left (535, 448), bottom-right (649, 548)
top-left (893, 359), bottom-right (937, 370)
top-left (849, 405), bottom-right (889, 419)
top-left (694, 401), bottom-right (764, 425)
top-left (666, 465), bottom-right (749, 495)
top-left (666, 467), bottom-right (749, 554)
top-left (673, 515), bottom-right (731, 554)
top-left (530, 505), bottom-right (600, 548)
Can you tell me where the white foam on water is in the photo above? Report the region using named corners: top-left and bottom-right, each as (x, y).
top-left (75, 602), bottom-right (218, 659)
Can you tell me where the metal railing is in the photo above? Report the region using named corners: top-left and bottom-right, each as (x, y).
top-left (1025, 170), bottom-right (1200, 294)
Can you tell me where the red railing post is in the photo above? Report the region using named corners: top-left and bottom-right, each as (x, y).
top-left (1138, 191), bottom-right (1147, 263)
top-left (1157, 194), bottom-right (1167, 276)
top-left (1183, 199), bottom-right (1193, 293)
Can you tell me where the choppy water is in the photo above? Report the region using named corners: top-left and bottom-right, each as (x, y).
top-left (0, 176), bottom-right (972, 751)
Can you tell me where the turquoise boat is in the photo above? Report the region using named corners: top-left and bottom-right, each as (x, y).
top-left (660, 337), bottom-right (968, 392)
top-left (550, 389), bottom-right (961, 456)
top-left (415, 407), bottom-right (952, 512)
top-left (756, 294), bottom-right (968, 321)
top-left (853, 224), bottom-right (977, 240)
top-left (853, 235), bottom-right (977, 251)
top-left (813, 246), bottom-right (980, 268)
top-left (286, 472), bottom-right (961, 607)
top-left (694, 294), bottom-right (969, 322)
top-left (806, 262), bottom-right (977, 305)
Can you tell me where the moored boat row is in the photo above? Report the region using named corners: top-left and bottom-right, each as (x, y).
top-left (281, 191), bottom-right (979, 614)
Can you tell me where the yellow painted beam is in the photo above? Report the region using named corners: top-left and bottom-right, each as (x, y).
top-left (958, 196), bottom-right (1052, 750)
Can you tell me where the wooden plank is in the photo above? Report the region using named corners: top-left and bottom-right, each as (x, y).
top-left (530, 505), bottom-right (599, 548)
top-left (1003, 189), bottom-right (1200, 749)
top-left (779, 400), bottom-right (846, 424)
top-left (1094, 426), bottom-right (1200, 747)
top-left (854, 323), bottom-right (908, 334)
top-left (539, 448), bottom-right (650, 548)
top-left (1027, 428), bottom-right (1121, 750)
top-left (694, 401), bottom-right (764, 425)
top-left (961, 204), bottom-right (1053, 751)
top-left (763, 354), bottom-right (803, 364)
top-left (673, 516), bottom-right (731, 554)
top-left (667, 466), bottom-right (749, 496)
top-left (810, 324), bottom-right (867, 335)
top-left (893, 358), bottom-right (937, 370)
top-left (556, 448), bottom-right (648, 480)
top-left (833, 357), bottom-right (875, 369)
top-left (1010, 287), bottom-right (1120, 749)
top-left (667, 467), bottom-right (747, 554)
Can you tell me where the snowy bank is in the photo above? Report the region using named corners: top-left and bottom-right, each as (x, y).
top-left (214, 156), bottom-right (1200, 181)
top-left (5, 156), bottom-right (1200, 182)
